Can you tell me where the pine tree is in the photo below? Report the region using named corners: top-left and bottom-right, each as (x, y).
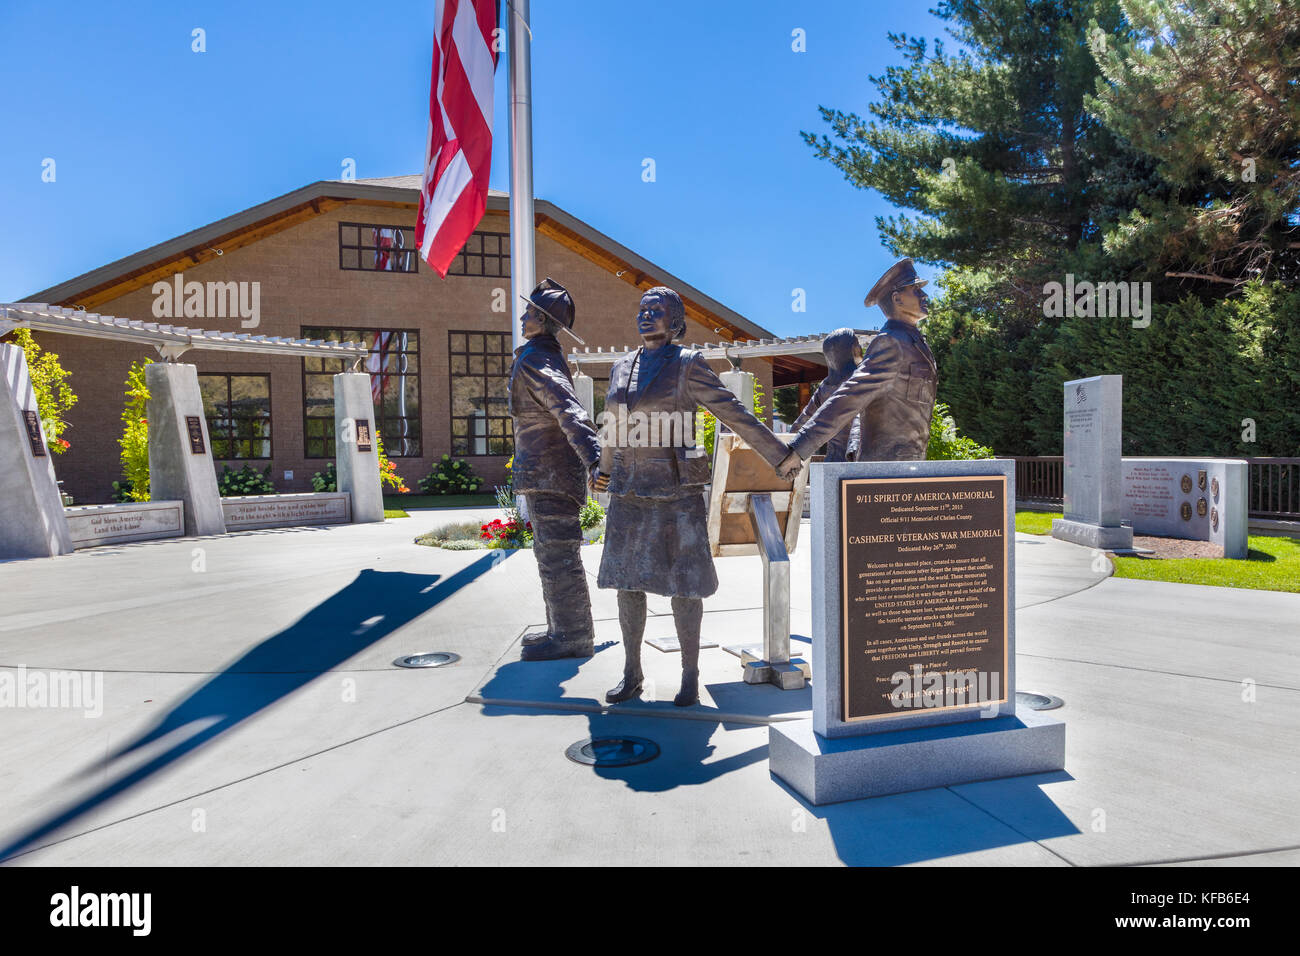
top-left (1089, 0), bottom-right (1300, 290)
top-left (804, 0), bottom-right (1156, 309)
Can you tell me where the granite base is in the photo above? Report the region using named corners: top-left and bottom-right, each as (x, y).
top-left (769, 706), bottom-right (1066, 805)
top-left (1051, 517), bottom-right (1133, 551)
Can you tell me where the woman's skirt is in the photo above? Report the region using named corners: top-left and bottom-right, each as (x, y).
top-left (596, 491), bottom-right (717, 598)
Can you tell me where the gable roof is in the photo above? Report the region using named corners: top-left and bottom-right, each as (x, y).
top-left (28, 177), bottom-right (775, 343)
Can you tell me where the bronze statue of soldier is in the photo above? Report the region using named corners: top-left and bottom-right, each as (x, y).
top-left (778, 258), bottom-right (936, 478)
top-left (593, 287), bottom-right (788, 706)
top-left (789, 328), bottom-right (864, 462)
top-left (508, 277), bottom-right (604, 662)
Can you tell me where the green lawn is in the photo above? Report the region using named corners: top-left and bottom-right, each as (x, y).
top-left (1014, 510), bottom-right (1300, 593)
top-left (1014, 509), bottom-right (1059, 535)
top-left (1111, 536), bottom-right (1300, 592)
top-left (383, 493), bottom-right (497, 510)
top-left (384, 509), bottom-right (410, 519)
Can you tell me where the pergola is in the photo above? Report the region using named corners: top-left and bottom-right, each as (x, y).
top-left (1, 303), bottom-right (383, 561)
top-left (0, 303), bottom-right (369, 361)
top-left (568, 331), bottom-right (877, 399)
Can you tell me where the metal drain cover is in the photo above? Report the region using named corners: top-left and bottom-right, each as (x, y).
top-left (1017, 691), bottom-right (1064, 711)
top-left (565, 736), bottom-right (660, 767)
top-left (393, 652), bottom-right (460, 669)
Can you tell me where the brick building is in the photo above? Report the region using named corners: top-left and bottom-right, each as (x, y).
top-left (16, 175), bottom-right (821, 504)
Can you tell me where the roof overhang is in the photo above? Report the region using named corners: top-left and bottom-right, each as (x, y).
top-left (27, 179), bottom-right (780, 344)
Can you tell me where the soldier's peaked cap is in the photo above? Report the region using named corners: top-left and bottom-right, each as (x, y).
top-left (521, 277), bottom-right (584, 345)
top-left (864, 258), bottom-right (928, 309)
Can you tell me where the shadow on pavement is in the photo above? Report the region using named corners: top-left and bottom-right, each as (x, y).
top-left (771, 769), bottom-right (1080, 866)
top-left (0, 554), bottom-right (512, 862)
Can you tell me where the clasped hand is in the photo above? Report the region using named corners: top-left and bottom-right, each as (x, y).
top-left (775, 449), bottom-right (803, 481)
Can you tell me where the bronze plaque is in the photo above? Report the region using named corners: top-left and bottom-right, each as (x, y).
top-left (356, 419), bottom-right (373, 453)
top-left (840, 475), bottom-right (1009, 722)
top-left (1196, 497), bottom-right (1208, 517)
top-left (1198, 469), bottom-right (1207, 491)
top-left (185, 416), bottom-right (206, 455)
top-left (1211, 477), bottom-right (1220, 500)
top-left (1211, 507), bottom-right (1219, 532)
top-left (1180, 501), bottom-right (1193, 521)
top-left (1180, 474), bottom-right (1193, 494)
top-left (23, 410), bottom-right (47, 457)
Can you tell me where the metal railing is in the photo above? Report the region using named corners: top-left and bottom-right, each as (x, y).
top-left (1009, 455), bottom-right (1300, 520)
top-left (1248, 458), bottom-right (1300, 519)
top-left (1011, 456), bottom-right (1063, 505)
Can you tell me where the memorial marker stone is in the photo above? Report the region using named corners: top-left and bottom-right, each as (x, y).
top-left (146, 363), bottom-right (226, 537)
top-left (222, 492), bottom-right (352, 530)
top-left (333, 372), bottom-right (384, 523)
top-left (769, 458), bottom-right (1065, 805)
top-left (1122, 458), bottom-right (1248, 558)
top-left (1051, 375), bottom-right (1132, 550)
top-left (0, 343), bottom-right (74, 559)
top-left (65, 501), bottom-right (185, 548)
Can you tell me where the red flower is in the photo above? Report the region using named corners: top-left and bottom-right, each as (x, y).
top-left (57, 439), bottom-right (70, 449)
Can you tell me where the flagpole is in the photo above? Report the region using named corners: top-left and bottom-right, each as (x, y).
top-left (507, 0), bottom-right (535, 354)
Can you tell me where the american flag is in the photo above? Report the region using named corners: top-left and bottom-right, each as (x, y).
top-left (417, 0), bottom-right (500, 278)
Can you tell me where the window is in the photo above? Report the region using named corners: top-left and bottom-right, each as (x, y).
top-left (449, 331), bottom-right (513, 456)
top-left (339, 222), bottom-right (418, 273)
top-left (302, 328), bottom-right (421, 457)
top-left (447, 232), bottom-right (510, 277)
top-left (198, 374), bottom-right (272, 459)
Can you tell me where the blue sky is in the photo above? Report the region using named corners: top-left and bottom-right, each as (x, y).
top-left (0, 0), bottom-right (945, 337)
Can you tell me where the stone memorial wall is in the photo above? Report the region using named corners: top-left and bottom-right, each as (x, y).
top-left (1122, 458), bottom-right (1248, 559)
top-left (221, 493), bottom-right (352, 531)
top-left (65, 502), bottom-right (185, 548)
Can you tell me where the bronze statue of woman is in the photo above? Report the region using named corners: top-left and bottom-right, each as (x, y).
top-left (593, 287), bottom-right (788, 706)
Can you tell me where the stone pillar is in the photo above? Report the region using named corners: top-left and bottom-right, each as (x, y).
top-left (333, 372), bottom-right (384, 523)
top-left (0, 343), bottom-right (74, 558)
top-left (572, 370), bottom-right (594, 422)
top-left (720, 368), bottom-right (754, 408)
top-left (1051, 374), bottom-right (1132, 550)
top-left (146, 363), bottom-right (226, 537)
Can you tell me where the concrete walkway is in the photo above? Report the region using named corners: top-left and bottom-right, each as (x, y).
top-left (0, 517), bottom-right (1295, 866)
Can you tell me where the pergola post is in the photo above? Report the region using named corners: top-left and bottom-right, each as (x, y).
top-left (572, 369), bottom-right (594, 423)
top-left (145, 363), bottom-right (226, 537)
top-left (0, 343), bottom-right (74, 559)
top-left (333, 372), bottom-right (384, 523)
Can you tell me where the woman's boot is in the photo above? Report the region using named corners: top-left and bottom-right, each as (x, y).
top-left (671, 596), bottom-right (702, 706)
top-left (605, 590), bottom-right (646, 703)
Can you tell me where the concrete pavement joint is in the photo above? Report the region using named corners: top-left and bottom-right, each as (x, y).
top-left (1014, 652), bottom-right (1300, 693)
top-left (944, 784), bottom-right (1079, 868)
top-left (1128, 843), bottom-right (1300, 866)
